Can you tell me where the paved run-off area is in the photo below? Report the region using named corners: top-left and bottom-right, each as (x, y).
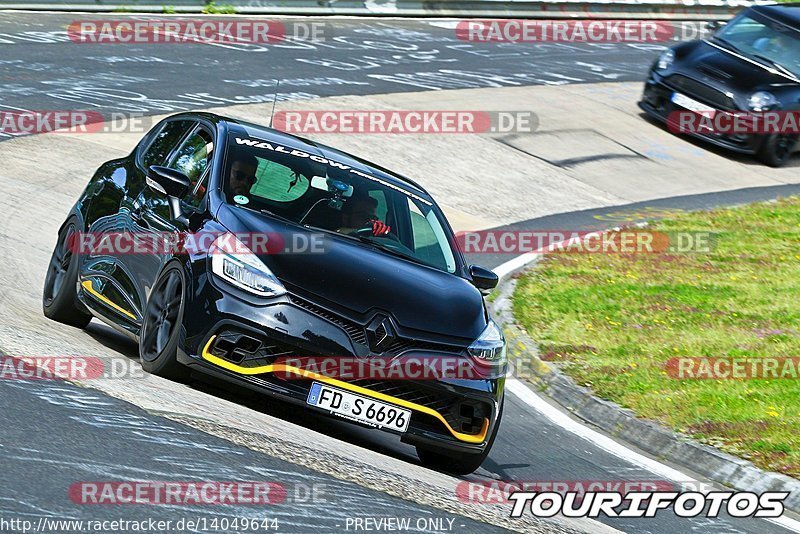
top-left (2, 11), bottom-right (800, 533)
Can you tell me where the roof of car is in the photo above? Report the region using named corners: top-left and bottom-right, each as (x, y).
top-left (753, 3), bottom-right (800, 27)
top-left (191, 112), bottom-right (433, 199)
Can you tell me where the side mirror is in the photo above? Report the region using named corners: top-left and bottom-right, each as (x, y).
top-left (147, 166), bottom-right (191, 198)
top-left (706, 20), bottom-right (726, 33)
top-left (470, 265), bottom-right (499, 293)
top-left (147, 166), bottom-right (191, 221)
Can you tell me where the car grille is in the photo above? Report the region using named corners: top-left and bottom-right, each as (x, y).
top-left (289, 295), bottom-right (367, 345)
top-left (289, 294), bottom-right (368, 345)
top-left (663, 74), bottom-right (736, 110)
top-left (289, 294), bottom-right (467, 356)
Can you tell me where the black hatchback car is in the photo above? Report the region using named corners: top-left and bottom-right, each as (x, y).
top-left (639, 3), bottom-right (800, 166)
top-left (42, 112), bottom-right (506, 474)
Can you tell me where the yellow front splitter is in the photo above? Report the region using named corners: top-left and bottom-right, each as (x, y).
top-left (200, 335), bottom-right (489, 444)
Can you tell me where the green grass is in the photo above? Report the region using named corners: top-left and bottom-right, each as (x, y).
top-left (202, 1), bottom-right (236, 14)
top-left (513, 197), bottom-right (800, 477)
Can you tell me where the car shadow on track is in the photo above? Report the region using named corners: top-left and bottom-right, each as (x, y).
top-left (84, 321), bottom-right (138, 359)
top-left (188, 372), bottom-right (424, 464)
top-left (82, 319), bottom-right (428, 471)
top-left (638, 112), bottom-right (800, 168)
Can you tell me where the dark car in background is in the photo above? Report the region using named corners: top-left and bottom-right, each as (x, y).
top-left (42, 112), bottom-right (506, 474)
top-left (639, 3), bottom-right (800, 166)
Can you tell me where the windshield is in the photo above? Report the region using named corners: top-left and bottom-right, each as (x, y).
top-left (222, 135), bottom-right (458, 274)
top-left (715, 12), bottom-right (800, 77)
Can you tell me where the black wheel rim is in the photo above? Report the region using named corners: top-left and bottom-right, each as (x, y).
top-left (44, 224), bottom-right (75, 306)
top-left (774, 135), bottom-right (793, 163)
top-left (141, 270), bottom-right (182, 362)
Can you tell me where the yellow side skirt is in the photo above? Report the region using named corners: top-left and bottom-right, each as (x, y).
top-left (200, 335), bottom-right (489, 444)
top-left (81, 280), bottom-right (137, 321)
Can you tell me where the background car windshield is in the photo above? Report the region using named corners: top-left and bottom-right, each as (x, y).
top-left (717, 14), bottom-right (800, 76)
top-left (223, 138), bottom-right (458, 274)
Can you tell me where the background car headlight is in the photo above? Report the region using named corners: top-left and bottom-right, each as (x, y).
top-left (747, 91), bottom-right (779, 112)
top-left (657, 49), bottom-right (675, 70)
top-left (468, 320), bottom-right (507, 367)
top-left (211, 234), bottom-right (286, 297)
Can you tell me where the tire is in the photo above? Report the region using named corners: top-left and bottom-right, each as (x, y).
top-left (139, 264), bottom-right (189, 381)
top-left (416, 401), bottom-right (504, 476)
top-left (756, 134), bottom-right (797, 167)
top-left (42, 217), bottom-right (92, 328)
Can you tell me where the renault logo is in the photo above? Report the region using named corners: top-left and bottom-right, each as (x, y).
top-left (366, 315), bottom-right (396, 353)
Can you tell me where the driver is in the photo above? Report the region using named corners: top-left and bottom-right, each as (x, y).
top-left (754, 32), bottom-right (799, 65)
top-left (337, 193), bottom-right (391, 237)
top-left (227, 152), bottom-right (259, 197)
top-left (768, 33), bottom-right (799, 65)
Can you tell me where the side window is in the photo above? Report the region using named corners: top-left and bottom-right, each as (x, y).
top-left (169, 126), bottom-right (214, 184)
top-left (140, 120), bottom-right (196, 170)
top-left (250, 158), bottom-right (309, 202)
top-left (168, 126), bottom-right (214, 210)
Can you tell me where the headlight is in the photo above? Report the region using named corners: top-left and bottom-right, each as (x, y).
top-left (747, 91), bottom-right (779, 112)
top-left (210, 234), bottom-right (286, 297)
top-left (468, 320), bottom-right (507, 367)
top-left (657, 49), bottom-right (675, 70)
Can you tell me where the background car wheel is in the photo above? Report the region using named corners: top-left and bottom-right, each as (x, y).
top-left (756, 134), bottom-right (797, 167)
top-left (42, 217), bottom-right (92, 328)
top-left (139, 265), bottom-right (189, 380)
top-left (416, 401), bottom-right (503, 476)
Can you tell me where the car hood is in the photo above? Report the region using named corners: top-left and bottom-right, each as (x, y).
top-left (676, 40), bottom-right (793, 95)
top-left (215, 204), bottom-right (486, 342)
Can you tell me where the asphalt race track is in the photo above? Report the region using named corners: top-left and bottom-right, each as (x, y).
top-left (0, 12), bottom-right (658, 123)
top-left (1, 12), bottom-right (799, 534)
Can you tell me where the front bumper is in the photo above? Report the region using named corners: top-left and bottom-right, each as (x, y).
top-left (178, 271), bottom-right (503, 454)
top-left (638, 70), bottom-right (763, 155)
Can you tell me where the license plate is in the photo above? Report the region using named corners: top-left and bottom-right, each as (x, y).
top-left (671, 92), bottom-right (716, 115)
top-left (306, 382), bottom-right (411, 433)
